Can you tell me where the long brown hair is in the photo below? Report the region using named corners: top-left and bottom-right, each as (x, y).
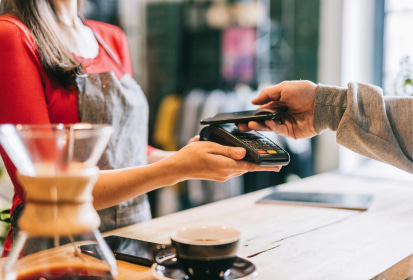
top-left (0, 0), bottom-right (85, 88)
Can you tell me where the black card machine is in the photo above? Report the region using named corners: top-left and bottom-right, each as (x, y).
top-left (200, 124), bottom-right (290, 166)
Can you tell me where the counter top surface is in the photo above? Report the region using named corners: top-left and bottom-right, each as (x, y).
top-left (109, 168), bottom-right (413, 280)
top-left (1, 163), bottom-right (412, 280)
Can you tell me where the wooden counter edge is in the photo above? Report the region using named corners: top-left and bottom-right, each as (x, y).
top-left (370, 254), bottom-right (413, 280)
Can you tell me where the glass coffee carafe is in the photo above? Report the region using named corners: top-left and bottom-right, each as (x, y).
top-left (0, 123), bottom-right (117, 280)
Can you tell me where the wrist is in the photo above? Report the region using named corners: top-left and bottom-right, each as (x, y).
top-left (148, 150), bottom-right (175, 164)
top-left (154, 156), bottom-right (186, 186)
top-left (314, 84), bottom-right (347, 133)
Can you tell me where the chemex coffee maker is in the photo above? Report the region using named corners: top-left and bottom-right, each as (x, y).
top-left (0, 123), bottom-right (116, 280)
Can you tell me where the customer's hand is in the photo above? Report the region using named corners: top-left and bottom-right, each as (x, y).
top-left (162, 141), bottom-right (281, 183)
top-left (238, 80), bottom-right (318, 139)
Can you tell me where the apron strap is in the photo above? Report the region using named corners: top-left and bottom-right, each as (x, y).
top-left (82, 18), bottom-right (129, 75)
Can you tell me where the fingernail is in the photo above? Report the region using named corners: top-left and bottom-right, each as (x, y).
top-left (236, 148), bottom-right (245, 156)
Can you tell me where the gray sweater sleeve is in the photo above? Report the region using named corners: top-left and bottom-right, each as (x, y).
top-left (314, 82), bottom-right (413, 173)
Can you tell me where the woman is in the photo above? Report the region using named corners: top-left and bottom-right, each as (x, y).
top-left (0, 0), bottom-right (281, 256)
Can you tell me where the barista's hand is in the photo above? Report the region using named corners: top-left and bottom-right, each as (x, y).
top-left (238, 80), bottom-right (318, 139)
top-left (163, 141), bottom-right (281, 183)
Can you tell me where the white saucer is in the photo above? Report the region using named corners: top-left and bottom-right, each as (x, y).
top-left (151, 256), bottom-right (259, 280)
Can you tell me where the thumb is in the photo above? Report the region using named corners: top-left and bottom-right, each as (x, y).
top-left (230, 147), bottom-right (247, 159)
top-left (252, 84), bottom-right (282, 105)
top-left (214, 145), bottom-right (246, 160)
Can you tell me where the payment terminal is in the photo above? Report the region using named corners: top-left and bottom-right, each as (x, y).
top-left (200, 124), bottom-right (290, 166)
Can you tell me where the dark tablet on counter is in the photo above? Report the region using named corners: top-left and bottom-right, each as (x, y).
top-left (257, 191), bottom-right (373, 211)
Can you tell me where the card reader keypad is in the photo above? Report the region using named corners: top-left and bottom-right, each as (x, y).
top-left (237, 134), bottom-right (285, 155)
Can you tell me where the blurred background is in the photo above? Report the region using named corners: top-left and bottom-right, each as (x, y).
top-left (0, 0), bottom-right (412, 222)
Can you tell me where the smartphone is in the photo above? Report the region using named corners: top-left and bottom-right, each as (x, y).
top-left (200, 107), bottom-right (287, 125)
top-left (79, 235), bottom-right (165, 267)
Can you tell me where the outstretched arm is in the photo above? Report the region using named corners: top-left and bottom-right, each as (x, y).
top-left (240, 80), bottom-right (413, 173)
top-left (316, 82), bottom-right (412, 173)
top-left (93, 141), bottom-right (281, 210)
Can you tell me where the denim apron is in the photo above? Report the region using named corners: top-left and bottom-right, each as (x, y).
top-left (75, 31), bottom-right (152, 232)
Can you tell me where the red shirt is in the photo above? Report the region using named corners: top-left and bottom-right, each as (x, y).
top-left (0, 15), bottom-right (155, 256)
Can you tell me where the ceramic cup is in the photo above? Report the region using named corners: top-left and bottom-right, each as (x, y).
top-left (154, 225), bottom-right (241, 280)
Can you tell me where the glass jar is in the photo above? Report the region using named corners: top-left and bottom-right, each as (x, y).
top-left (0, 124), bottom-right (116, 280)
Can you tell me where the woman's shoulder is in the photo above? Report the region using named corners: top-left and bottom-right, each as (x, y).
top-left (0, 14), bottom-right (35, 46)
top-left (0, 14), bottom-right (31, 34)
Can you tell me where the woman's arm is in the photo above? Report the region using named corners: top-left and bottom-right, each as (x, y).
top-left (0, 17), bottom-right (54, 200)
top-left (93, 141), bottom-right (281, 210)
top-left (0, 17), bottom-right (50, 125)
top-left (147, 149), bottom-right (175, 164)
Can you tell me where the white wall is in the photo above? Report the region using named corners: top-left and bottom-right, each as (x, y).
top-left (339, 0), bottom-right (376, 172)
top-left (341, 0), bottom-right (376, 85)
top-left (316, 0), bottom-right (376, 174)
top-left (118, 0), bottom-right (148, 93)
top-left (315, 0), bottom-right (343, 173)
top-left (318, 0), bottom-right (344, 87)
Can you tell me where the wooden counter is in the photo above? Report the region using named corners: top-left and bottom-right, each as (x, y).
top-left (2, 164), bottom-right (413, 280)
top-left (109, 169), bottom-right (413, 280)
